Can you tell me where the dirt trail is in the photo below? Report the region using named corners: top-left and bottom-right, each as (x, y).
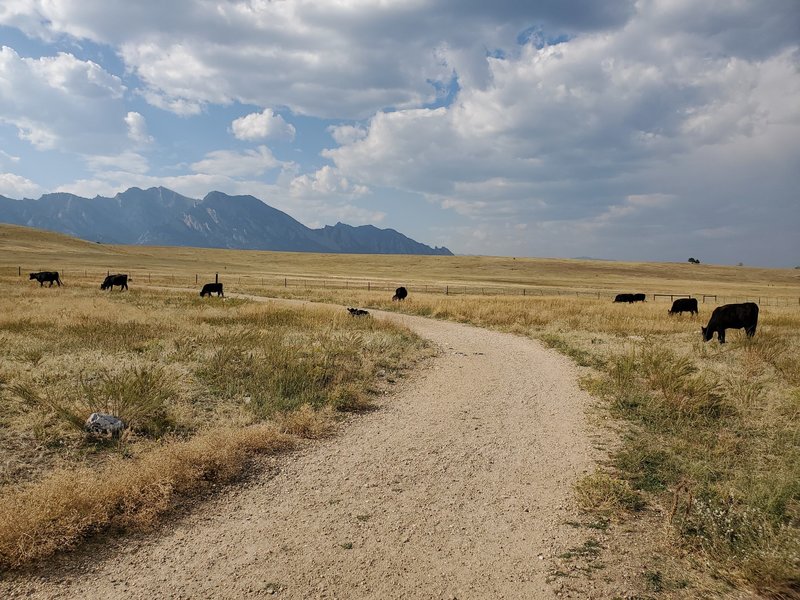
top-left (1, 302), bottom-right (601, 599)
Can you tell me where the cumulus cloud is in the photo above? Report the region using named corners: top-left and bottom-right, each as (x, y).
top-left (0, 172), bottom-right (42, 198)
top-left (322, 10), bottom-right (800, 258)
top-left (0, 46), bottom-right (128, 152)
top-left (0, 0), bottom-right (642, 118)
top-left (2, 0), bottom-right (799, 264)
top-left (289, 166), bottom-right (369, 198)
top-left (328, 124), bottom-right (367, 145)
top-left (190, 146), bottom-right (287, 177)
top-left (125, 112), bottom-right (153, 145)
top-left (231, 109), bottom-right (295, 141)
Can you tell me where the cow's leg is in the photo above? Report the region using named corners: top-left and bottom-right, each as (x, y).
top-left (746, 325), bottom-right (757, 337)
top-left (718, 329), bottom-right (726, 343)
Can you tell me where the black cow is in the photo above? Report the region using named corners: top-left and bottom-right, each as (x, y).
top-left (614, 293), bottom-right (646, 303)
top-left (669, 298), bottom-right (698, 315)
top-left (200, 282), bottom-right (224, 297)
top-left (347, 307), bottom-right (370, 317)
top-left (702, 302), bottom-right (759, 343)
top-left (29, 271), bottom-right (61, 287)
top-left (392, 286), bottom-right (408, 301)
top-left (100, 274), bottom-right (129, 291)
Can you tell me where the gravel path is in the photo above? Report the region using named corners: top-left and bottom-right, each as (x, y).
top-left (1, 303), bottom-right (599, 599)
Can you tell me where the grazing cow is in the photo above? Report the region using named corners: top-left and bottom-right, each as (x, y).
top-left (392, 286), bottom-right (408, 301)
top-left (200, 282), bottom-right (224, 297)
top-left (100, 273), bottom-right (129, 291)
top-left (669, 298), bottom-right (698, 316)
top-left (347, 307), bottom-right (370, 317)
top-left (614, 293), bottom-right (645, 303)
top-left (29, 271), bottom-right (61, 287)
top-left (702, 302), bottom-right (759, 343)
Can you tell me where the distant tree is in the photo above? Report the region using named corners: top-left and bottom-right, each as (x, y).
top-left (688, 257), bottom-right (700, 264)
top-left (737, 262), bottom-right (744, 266)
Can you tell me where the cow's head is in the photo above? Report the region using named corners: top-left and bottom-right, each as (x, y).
top-left (701, 326), bottom-right (712, 342)
top-left (29, 273), bottom-right (36, 279)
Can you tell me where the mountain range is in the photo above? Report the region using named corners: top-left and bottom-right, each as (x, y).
top-left (0, 187), bottom-right (453, 255)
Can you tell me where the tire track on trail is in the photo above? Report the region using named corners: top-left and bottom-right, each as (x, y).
top-left (1, 298), bottom-right (600, 599)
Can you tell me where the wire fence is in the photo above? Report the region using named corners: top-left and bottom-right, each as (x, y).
top-left (6, 266), bottom-right (800, 307)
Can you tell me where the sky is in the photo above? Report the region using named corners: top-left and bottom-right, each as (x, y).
top-left (0, 1), bottom-right (798, 266)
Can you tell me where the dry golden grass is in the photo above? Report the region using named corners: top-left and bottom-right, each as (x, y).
top-left (2, 222), bottom-right (799, 300)
top-left (2, 224), bottom-right (798, 592)
top-left (0, 269), bottom-right (429, 569)
top-left (574, 471), bottom-right (645, 516)
top-left (0, 425), bottom-right (294, 568)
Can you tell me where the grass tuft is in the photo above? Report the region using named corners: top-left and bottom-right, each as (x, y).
top-left (574, 471), bottom-right (645, 515)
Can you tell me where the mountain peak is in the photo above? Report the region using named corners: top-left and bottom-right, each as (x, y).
top-left (0, 186), bottom-right (453, 255)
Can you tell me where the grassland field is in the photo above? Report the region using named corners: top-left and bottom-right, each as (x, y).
top-left (1, 223), bottom-right (798, 596)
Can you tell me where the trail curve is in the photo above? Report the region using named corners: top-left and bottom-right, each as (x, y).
top-left (2, 301), bottom-right (599, 599)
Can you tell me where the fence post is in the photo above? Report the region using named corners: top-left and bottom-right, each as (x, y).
top-left (368, 282), bottom-right (370, 291)
top-left (18, 266), bottom-right (21, 277)
top-left (195, 274), bottom-right (198, 284)
top-left (215, 273), bottom-right (219, 284)
top-left (284, 277), bottom-right (287, 288)
top-left (446, 285), bottom-right (449, 295)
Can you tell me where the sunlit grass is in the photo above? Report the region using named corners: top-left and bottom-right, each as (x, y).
top-left (0, 283), bottom-right (429, 568)
top-left (2, 224), bottom-right (798, 591)
top-left (237, 286), bottom-right (800, 595)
